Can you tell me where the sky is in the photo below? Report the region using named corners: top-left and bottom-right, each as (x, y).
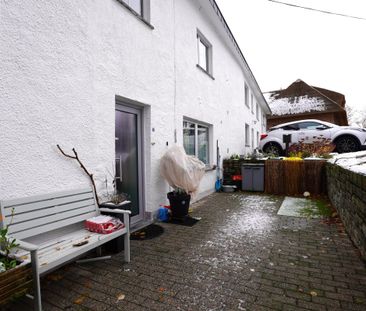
top-left (215, 0), bottom-right (366, 124)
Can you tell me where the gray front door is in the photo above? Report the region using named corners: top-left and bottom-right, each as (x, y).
top-left (115, 104), bottom-right (143, 224)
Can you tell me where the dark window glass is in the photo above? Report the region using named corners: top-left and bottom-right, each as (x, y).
top-left (297, 122), bottom-right (322, 130)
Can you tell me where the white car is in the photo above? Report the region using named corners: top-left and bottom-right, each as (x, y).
top-left (259, 119), bottom-right (366, 155)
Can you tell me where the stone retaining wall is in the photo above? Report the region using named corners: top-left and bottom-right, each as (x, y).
top-left (326, 163), bottom-right (366, 260)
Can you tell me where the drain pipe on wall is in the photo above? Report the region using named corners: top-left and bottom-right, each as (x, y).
top-left (173, 0), bottom-right (177, 144)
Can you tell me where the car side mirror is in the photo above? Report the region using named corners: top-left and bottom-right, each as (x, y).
top-left (316, 126), bottom-right (327, 130)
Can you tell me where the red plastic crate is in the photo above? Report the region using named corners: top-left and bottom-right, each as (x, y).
top-left (85, 215), bottom-right (124, 234)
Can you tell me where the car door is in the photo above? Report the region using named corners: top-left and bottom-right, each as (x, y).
top-left (297, 121), bottom-right (332, 143)
top-left (279, 124), bottom-right (300, 147)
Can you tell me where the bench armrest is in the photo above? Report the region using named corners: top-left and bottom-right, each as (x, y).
top-left (16, 239), bottom-right (39, 252)
top-left (99, 208), bottom-right (131, 215)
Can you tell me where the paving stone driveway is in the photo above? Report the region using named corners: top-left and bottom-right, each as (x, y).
top-left (17, 193), bottom-right (366, 310)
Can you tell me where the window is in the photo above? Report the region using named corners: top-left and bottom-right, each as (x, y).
top-left (256, 103), bottom-right (259, 120)
top-left (281, 125), bottom-right (299, 131)
top-left (122, 0), bottom-right (142, 15)
top-left (297, 121), bottom-right (324, 130)
top-left (244, 84), bottom-right (249, 108)
top-left (245, 123), bottom-right (250, 146)
top-left (251, 94), bottom-right (254, 113)
top-left (197, 31), bottom-right (212, 75)
top-left (257, 131), bottom-right (259, 147)
top-left (251, 128), bottom-right (254, 148)
top-left (183, 120), bottom-right (209, 164)
top-left (118, 0), bottom-right (151, 22)
top-left (262, 113), bottom-right (266, 131)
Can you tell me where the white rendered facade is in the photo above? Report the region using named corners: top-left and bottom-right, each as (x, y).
top-left (0, 0), bottom-right (270, 221)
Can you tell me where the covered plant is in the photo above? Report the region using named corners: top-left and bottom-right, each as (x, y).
top-left (160, 146), bottom-right (206, 196)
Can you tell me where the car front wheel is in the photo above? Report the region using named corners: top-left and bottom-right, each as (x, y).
top-left (335, 136), bottom-right (360, 153)
top-left (263, 142), bottom-right (283, 156)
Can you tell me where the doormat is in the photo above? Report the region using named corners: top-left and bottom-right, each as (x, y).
top-left (131, 224), bottom-right (164, 240)
top-left (169, 216), bottom-right (201, 227)
top-left (277, 197), bottom-right (331, 218)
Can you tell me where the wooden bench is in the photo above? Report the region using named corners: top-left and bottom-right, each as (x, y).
top-left (0, 188), bottom-right (131, 311)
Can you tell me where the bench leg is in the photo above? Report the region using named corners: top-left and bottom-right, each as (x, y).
top-left (30, 250), bottom-right (42, 311)
top-left (96, 246), bottom-right (102, 257)
top-left (123, 213), bottom-right (130, 263)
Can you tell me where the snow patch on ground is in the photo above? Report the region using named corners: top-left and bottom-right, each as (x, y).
top-left (278, 197), bottom-right (320, 218)
top-left (267, 95), bottom-right (327, 116)
top-left (329, 151), bottom-right (366, 176)
top-left (189, 194), bottom-right (279, 271)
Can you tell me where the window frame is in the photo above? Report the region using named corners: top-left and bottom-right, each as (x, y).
top-left (183, 119), bottom-right (210, 165)
top-left (245, 123), bottom-right (250, 147)
top-left (116, 0), bottom-right (152, 26)
top-left (251, 93), bottom-right (254, 114)
top-left (196, 30), bottom-right (213, 77)
top-left (244, 83), bottom-right (249, 108)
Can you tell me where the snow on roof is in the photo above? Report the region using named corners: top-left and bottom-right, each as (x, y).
top-left (266, 94), bottom-right (327, 116)
top-left (328, 151), bottom-right (366, 176)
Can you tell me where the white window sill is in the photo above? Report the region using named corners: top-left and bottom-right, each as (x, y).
top-left (205, 165), bottom-right (216, 172)
top-left (116, 0), bottom-right (154, 29)
top-left (196, 64), bottom-right (215, 80)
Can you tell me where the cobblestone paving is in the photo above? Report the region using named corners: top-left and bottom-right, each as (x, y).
top-left (12, 193), bottom-right (366, 310)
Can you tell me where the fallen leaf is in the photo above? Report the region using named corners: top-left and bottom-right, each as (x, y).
top-left (74, 295), bottom-right (86, 305)
top-left (19, 255), bottom-right (29, 260)
top-left (46, 274), bottom-right (63, 281)
top-left (158, 287), bottom-right (166, 292)
top-left (73, 240), bottom-right (89, 247)
top-left (117, 293), bottom-right (125, 301)
top-left (310, 291), bottom-right (318, 297)
top-left (355, 297), bottom-right (364, 304)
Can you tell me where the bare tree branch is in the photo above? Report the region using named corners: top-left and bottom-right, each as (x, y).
top-left (57, 144), bottom-right (100, 206)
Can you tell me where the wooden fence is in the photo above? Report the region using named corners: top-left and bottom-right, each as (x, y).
top-left (265, 160), bottom-right (327, 195)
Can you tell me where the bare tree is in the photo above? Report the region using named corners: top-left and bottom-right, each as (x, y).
top-left (57, 145), bottom-right (100, 206)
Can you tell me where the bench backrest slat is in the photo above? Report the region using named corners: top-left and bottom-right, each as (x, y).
top-left (0, 188), bottom-right (99, 239)
top-left (9, 212), bottom-right (98, 240)
top-left (10, 199), bottom-right (95, 224)
top-left (3, 191), bottom-right (93, 217)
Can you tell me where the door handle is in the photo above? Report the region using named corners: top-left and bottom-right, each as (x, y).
top-left (115, 156), bottom-right (123, 182)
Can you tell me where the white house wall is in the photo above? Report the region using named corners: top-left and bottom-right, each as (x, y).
top-left (0, 0), bottom-right (267, 216)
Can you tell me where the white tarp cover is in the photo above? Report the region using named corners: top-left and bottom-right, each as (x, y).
top-left (160, 146), bottom-right (206, 196)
